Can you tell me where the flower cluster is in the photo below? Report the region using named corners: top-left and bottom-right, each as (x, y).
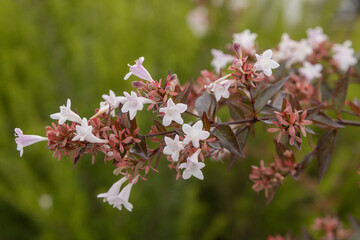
top-left (249, 149), bottom-right (297, 199)
top-left (14, 27), bottom-right (359, 213)
top-left (312, 215), bottom-right (353, 240)
top-left (268, 101), bottom-right (313, 147)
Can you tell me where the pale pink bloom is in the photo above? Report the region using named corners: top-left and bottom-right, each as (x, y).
top-left (120, 91), bottom-right (154, 120)
top-left (232, 29), bottom-right (257, 53)
top-left (254, 49), bottom-right (280, 77)
top-left (186, 6), bottom-right (209, 38)
top-left (332, 40), bottom-right (357, 71)
top-left (72, 118), bottom-right (108, 143)
top-left (227, 0), bottom-right (248, 12)
top-left (274, 33), bottom-right (312, 68)
top-left (14, 128), bottom-right (48, 157)
top-left (101, 90), bottom-right (126, 116)
top-left (307, 26), bottom-right (328, 48)
top-left (182, 121), bottom-right (210, 148)
top-left (210, 49), bottom-right (235, 73)
top-left (97, 177), bottom-right (134, 211)
top-left (299, 61), bottom-right (323, 82)
top-left (179, 149), bottom-right (205, 180)
top-left (210, 79), bottom-right (233, 101)
top-left (124, 57), bottom-right (154, 83)
top-left (163, 135), bottom-right (184, 162)
top-left (50, 99), bottom-right (82, 124)
top-left (159, 98), bottom-right (187, 126)
top-left (97, 177), bottom-right (128, 205)
top-left (112, 183), bottom-right (134, 211)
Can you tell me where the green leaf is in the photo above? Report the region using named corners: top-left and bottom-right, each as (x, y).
top-left (236, 126), bottom-right (250, 150)
top-left (332, 69), bottom-right (351, 115)
top-left (130, 136), bottom-right (149, 160)
top-left (255, 76), bottom-right (289, 112)
top-left (213, 125), bottom-right (244, 158)
top-left (317, 129), bottom-right (337, 182)
top-left (195, 92), bottom-right (216, 119)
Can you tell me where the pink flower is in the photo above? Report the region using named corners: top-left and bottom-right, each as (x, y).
top-left (124, 57), bottom-right (154, 83)
top-left (210, 49), bottom-right (235, 73)
top-left (14, 128), bottom-right (48, 157)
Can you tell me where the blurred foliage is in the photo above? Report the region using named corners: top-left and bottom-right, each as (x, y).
top-left (1, 0), bottom-right (360, 239)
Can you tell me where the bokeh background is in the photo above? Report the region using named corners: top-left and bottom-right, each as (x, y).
top-left (1, 0), bottom-right (360, 239)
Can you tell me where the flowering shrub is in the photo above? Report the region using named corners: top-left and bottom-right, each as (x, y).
top-left (14, 27), bottom-right (360, 216)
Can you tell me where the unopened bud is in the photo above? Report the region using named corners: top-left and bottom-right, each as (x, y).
top-left (233, 43), bottom-right (242, 58)
top-left (131, 81), bottom-right (146, 88)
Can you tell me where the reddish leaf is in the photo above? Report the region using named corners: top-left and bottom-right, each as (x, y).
top-left (153, 119), bottom-right (167, 133)
top-left (255, 76), bottom-right (289, 112)
top-left (227, 101), bottom-right (252, 120)
top-left (332, 69), bottom-right (351, 115)
top-left (175, 80), bottom-right (192, 104)
top-left (201, 112), bottom-right (211, 132)
top-left (213, 125), bottom-right (244, 158)
top-left (310, 111), bottom-right (344, 129)
top-left (130, 136), bottom-right (149, 160)
top-left (293, 151), bottom-right (315, 179)
top-left (195, 92), bottom-right (216, 119)
top-left (317, 129), bottom-right (337, 182)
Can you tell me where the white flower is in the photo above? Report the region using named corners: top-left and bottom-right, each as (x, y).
top-left (163, 135), bottom-right (184, 162)
top-left (182, 121), bottom-right (210, 148)
top-left (72, 118), bottom-right (108, 143)
top-left (120, 91), bottom-right (154, 120)
top-left (274, 33), bottom-right (312, 68)
top-left (210, 49), bottom-right (235, 73)
top-left (232, 29), bottom-right (257, 53)
top-left (14, 128), bottom-right (48, 157)
top-left (112, 183), bottom-right (134, 212)
top-left (159, 98), bottom-right (187, 126)
top-left (332, 40), bottom-right (357, 72)
top-left (179, 149), bottom-right (205, 180)
top-left (101, 90), bottom-right (125, 116)
top-left (124, 57), bottom-right (154, 83)
top-left (254, 49), bottom-right (280, 77)
top-left (299, 61), bottom-right (322, 82)
top-left (186, 6), bottom-right (209, 38)
top-left (50, 99), bottom-right (82, 124)
top-left (307, 26), bottom-right (328, 48)
top-left (210, 79), bottom-right (232, 101)
top-left (227, 0), bottom-right (248, 12)
top-left (97, 177), bottom-right (134, 212)
top-left (97, 177), bottom-right (128, 204)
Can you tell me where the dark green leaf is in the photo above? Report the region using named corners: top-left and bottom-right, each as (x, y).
top-left (227, 101), bottom-right (252, 120)
top-left (213, 125), bottom-right (244, 158)
top-left (317, 129), bottom-right (337, 182)
top-left (195, 92), bottom-right (216, 119)
top-left (273, 140), bottom-right (291, 161)
top-left (255, 76), bottom-right (289, 112)
top-left (130, 136), bottom-right (149, 160)
top-left (332, 69), bottom-right (351, 115)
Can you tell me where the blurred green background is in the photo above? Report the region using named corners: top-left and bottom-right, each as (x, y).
top-left (1, 0), bottom-right (360, 239)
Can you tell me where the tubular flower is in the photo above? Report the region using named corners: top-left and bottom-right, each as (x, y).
top-left (159, 98), bottom-right (187, 126)
top-left (124, 57), bottom-right (154, 83)
top-left (72, 118), bottom-right (108, 143)
top-left (179, 149), bottom-right (205, 180)
top-left (120, 91), bottom-right (154, 120)
top-left (50, 99), bottom-right (82, 124)
top-left (14, 128), bottom-right (48, 157)
top-left (299, 61), bottom-right (323, 82)
top-left (254, 49), bottom-right (280, 77)
top-left (100, 90), bottom-right (125, 116)
top-left (210, 49), bottom-right (235, 73)
top-left (182, 121), bottom-right (210, 148)
top-left (232, 29), bottom-right (257, 53)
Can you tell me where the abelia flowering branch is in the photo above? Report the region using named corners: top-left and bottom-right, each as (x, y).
top-left (14, 27), bottom-right (360, 213)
